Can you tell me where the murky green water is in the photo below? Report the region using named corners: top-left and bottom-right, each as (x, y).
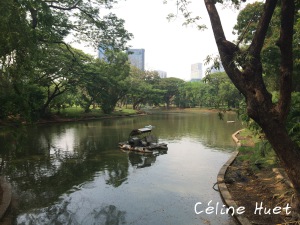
top-left (0, 111), bottom-right (242, 225)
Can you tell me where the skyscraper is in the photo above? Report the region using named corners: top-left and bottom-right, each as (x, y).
top-left (210, 64), bottom-right (225, 73)
top-left (191, 63), bottom-right (203, 81)
top-left (98, 47), bottom-right (106, 60)
top-left (155, 70), bottom-right (167, 78)
top-left (98, 46), bottom-right (112, 62)
top-left (127, 49), bottom-right (145, 71)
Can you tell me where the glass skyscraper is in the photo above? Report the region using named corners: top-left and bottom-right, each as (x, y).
top-left (127, 49), bottom-right (145, 71)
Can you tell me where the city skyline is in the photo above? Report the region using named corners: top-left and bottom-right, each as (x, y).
top-left (98, 45), bottom-right (225, 80)
top-left (110, 0), bottom-right (240, 80)
top-left (72, 0), bottom-right (240, 80)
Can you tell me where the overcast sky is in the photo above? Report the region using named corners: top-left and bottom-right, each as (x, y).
top-left (73, 0), bottom-right (242, 80)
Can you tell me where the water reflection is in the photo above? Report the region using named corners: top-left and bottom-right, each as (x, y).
top-left (149, 112), bottom-right (240, 149)
top-left (0, 112), bottom-right (241, 225)
top-left (126, 150), bottom-right (167, 169)
top-left (17, 201), bottom-right (126, 225)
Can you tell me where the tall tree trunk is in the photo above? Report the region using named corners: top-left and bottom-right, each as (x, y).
top-left (204, 0), bottom-right (300, 205)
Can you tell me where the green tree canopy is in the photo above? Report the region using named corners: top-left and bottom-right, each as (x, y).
top-left (0, 0), bottom-right (132, 120)
top-left (157, 77), bottom-right (185, 109)
top-left (124, 68), bottom-right (164, 109)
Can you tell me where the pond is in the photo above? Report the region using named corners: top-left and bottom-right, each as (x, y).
top-left (0, 111), bottom-right (242, 225)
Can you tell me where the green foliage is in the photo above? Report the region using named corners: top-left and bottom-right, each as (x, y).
top-left (97, 52), bottom-right (130, 114)
top-left (286, 92), bottom-right (300, 146)
top-left (0, 0), bottom-right (131, 122)
top-left (76, 51), bottom-right (130, 114)
top-left (238, 144), bottom-right (278, 171)
top-left (236, 99), bottom-right (263, 136)
top-left (178, 81), bottom-right (203, 108)
top-left (124, 67), bottom-right (164, 109)
top-left (204, 72), bottom-right (242, 108)
top-left (233, 2), bottom-right (300, 92)
top-left (233, 3), bottom-right (300, 150)
top-left (233, 2), bottom-right (264, 45)
top-left (237, 92), bottom-right (300, 152)
top-left (258, 140), bottom-right (272, 158)
top-left (157, 77), bottom-right (185, 108)
top-left (237, 131), bottom-right (277, 170)
top-left (173, 72), bottom-right (242, 110)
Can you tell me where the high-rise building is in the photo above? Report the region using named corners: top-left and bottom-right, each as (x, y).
top-left (210, 64), bottom-right (225, 73)
top-left (98, 47), bottom-right (106, 60)
top-left (127, 49), bottom-right (145, 71)
top-left (98, 46), bottom-right (113, 62)
top-left (155, 70), bottom-right (167, 78)
top-left (191, 63), bottom-right (203, 81)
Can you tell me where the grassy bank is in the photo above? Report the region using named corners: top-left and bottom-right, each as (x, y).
top-left (235, 129), bottom-right (279, 171)
top-left (36, 106), bottom-right (141, 124)
top-left (57, 107), bottom-right (138, 119)
top-left (0, 106), bottom-right (140, 126)
top-left (1, 106), bottom-right (236, 126)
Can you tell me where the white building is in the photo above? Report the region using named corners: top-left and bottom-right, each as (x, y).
top-left (191, 63), bottom-right (203, 81)
top-left (210, 64), bottom-right (225, 73)
top-left (127, 49), bottom-right (145, 71)
top-left (155, 70), bottom-right (167, 78)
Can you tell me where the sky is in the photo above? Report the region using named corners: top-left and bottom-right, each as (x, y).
top-left (73, 0), bottom-right (242, 81)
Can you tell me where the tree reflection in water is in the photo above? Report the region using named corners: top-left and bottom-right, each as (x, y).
top-left (17, 201), bottom-right (126, 225)
top-left (83, 205), bottom-right (126, 225)
top-left (0, 113), bottom-right (241, 225)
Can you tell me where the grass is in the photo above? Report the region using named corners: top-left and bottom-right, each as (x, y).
top-left (238, 145), bottom-right (278, 171)
top-left (238, 129), bottom-right (260, 146)
top-left (54, 106), bottom-right (138, 119)
top-left (236, 129), bottom-right (279, 171)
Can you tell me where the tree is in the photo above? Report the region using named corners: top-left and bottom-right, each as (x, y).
top-left (205, 72), bottom-right (242, 108)
top-left (203, 0), bottom-right (300, 206)
top-left (0, 0), bottom-right (39, 120)
top-left (125, 68), bottom-right (163, 110)
top-left (233, 2), bottom-right (300, 92)
top-left (96, 52), bottom-right (131, 114)
top-left (157, 77), bottom-right (185, 109)
top-left (178, 81), bottom-right (209, 108)
top-left (36, 45), bottom-right (91, 117)
top-left (0, 0), bottom-right (132, 120)
top-left (75, 58), bottom-right (106, 113)
top-left (78, 51), bottom-right (130, 114)
top-left (169, 0), bottom-right (300, 206)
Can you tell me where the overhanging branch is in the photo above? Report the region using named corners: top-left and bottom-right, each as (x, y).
top-left (204, 0), bottom-right (243, 93)
top-left (248, 0), bottom-right (278, 57)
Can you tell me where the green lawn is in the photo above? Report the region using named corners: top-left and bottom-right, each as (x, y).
top-left (56, 106), bottom-right (138, 119)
